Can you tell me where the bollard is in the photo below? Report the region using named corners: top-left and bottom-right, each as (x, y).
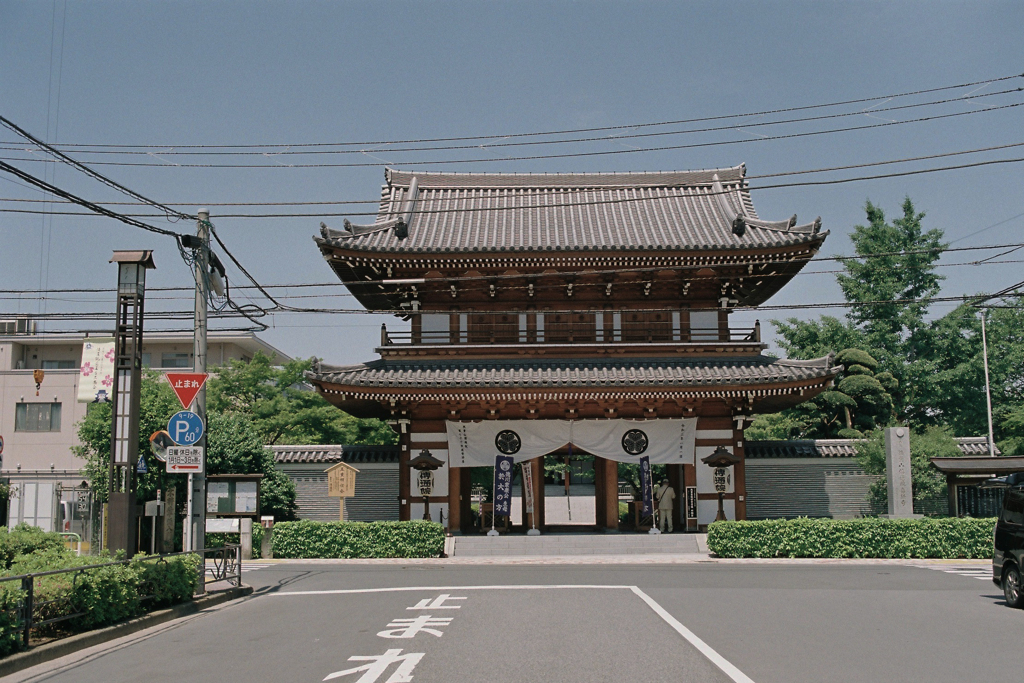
top-left (240, 518), bottom-right (253, 561)
top-left (260, 516), bottom-right (274, 559)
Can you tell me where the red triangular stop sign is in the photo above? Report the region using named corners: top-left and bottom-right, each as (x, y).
top-left (165, 372), bottom-right (209, 410)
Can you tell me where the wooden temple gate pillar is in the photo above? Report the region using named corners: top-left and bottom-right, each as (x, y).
top-left (398, 426), bottom-right (411, 521)
top-left (448, 466), bottom-right (474, 534)
top-left (668, 464), bottom-right (683, 532)
top-left (594, 457), bottom-right (619, 530)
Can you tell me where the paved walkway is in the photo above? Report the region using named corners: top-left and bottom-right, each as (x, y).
top-left (246, 554), bottom-right (992, 567)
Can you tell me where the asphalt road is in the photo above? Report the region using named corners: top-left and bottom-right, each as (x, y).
top-left (9, 561), bottom-right (1021, 683)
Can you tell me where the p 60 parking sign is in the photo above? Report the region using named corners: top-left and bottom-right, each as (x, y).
top-left (167, 411), bottom-right (205, 445)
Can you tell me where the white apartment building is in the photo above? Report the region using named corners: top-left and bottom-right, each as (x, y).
top-left (0, 328), bottom-right (290, 533)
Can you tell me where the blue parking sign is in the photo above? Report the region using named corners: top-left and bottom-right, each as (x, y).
top-left (167, 411), bottom-right (205, 446)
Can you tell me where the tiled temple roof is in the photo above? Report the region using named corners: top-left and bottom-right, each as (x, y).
top-left (316, 165), bottom-right (824, 254)
top-left (746, 436), bottom-right (1001, 459)
top-left (307, 355), bottom-right (838, 390)
top-left (269, 444), bottom-right (400, 464)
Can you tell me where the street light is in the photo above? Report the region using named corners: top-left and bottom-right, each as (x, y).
top-left (107, 250), bottom-right (156, 557)
top-left (409, 449), bottom-right (444, 521)
top-left (701, 445), bottom-right (741, 522)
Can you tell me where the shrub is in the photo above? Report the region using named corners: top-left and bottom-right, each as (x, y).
top-left (133, 554), bottom-right (201, 609)
top-left (0, 552), bottom-right (200, 655)
top-left (0, 583), bottom-right (24, 657)
top-left (0, 525), bottom-right (67, 569)
top-left (707, 517), bottom-right (997, 559)
top-left (271, 520), bottom-right (444, 559)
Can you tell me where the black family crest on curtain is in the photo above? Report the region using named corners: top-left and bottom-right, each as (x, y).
top-left (621, 429), bottom-right (649, 456)
top-left (495, 429), bottom-right (522, 455)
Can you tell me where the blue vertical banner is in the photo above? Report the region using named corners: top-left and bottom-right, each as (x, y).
top-left (493, 455), bottom-right (514, 516)
top-left (640, 455), bottom-right (654, 517)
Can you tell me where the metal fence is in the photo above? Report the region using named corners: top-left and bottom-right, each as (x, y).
top-left (0, 544), bottom-right (241, 649)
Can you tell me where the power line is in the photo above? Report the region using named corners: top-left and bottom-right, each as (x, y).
top-left (5, 87), bottom-right (1020, 158)
top-left (3, 154), bottom-right (1024, 221)
top-left (0, 160), bottom-right (179, 237)
top-left (3, 140), bottom-right (1022, 209)
top-left (1, 241), bottom-right (1021, 298)
top-left (5, 257), bottom-right (1024, 306)
top-left (9, 71), bottom-right (1021, 150)
top-left (0, 115), bottom-right (193, 222)
top-left (9, 290), bottom-right (1022, 321)
top-left (2, 101), bottom-right (1021, 169)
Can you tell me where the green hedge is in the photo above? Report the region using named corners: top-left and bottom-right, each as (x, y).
top-left (270, 520), bottom-right (444, 559)
top-left (0, 549), bottom-right (200, 657)
top-left (707, 517), bottom-right (997, 559)
top-left (0, 525), bottom-right (67, 569)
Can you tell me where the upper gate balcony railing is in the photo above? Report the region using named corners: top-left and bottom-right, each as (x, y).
top-left (379, 319), bottom-right (761, 348)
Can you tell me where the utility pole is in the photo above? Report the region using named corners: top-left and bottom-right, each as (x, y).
top-left (981, 309), bottom-right (995, 456)
top-left (188, 210), bottom-right (210, 591)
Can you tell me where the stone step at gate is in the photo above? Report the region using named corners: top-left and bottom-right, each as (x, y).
top-left (449, 533), bottom-right (708, 557)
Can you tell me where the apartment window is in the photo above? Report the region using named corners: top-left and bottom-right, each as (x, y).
top-left (161, 352), bottom-right (192, 369)
top-left (41, 360), bottom-right (76, 370)
top-left (15, 402), bottom-right (62, 432)
top-left (141, 353), bottom-right (152, 367)
top-left (690, 310), bottom-right (720, 341)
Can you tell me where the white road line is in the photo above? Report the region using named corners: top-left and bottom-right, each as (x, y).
top-left (915, 565), bottom-right (992, 580)
top-left (269, 584), bottom-right (756, 683)
top-left (630, 586), bottom-right (755, 683)
top-left (267, 584), bottom-right (633, 596)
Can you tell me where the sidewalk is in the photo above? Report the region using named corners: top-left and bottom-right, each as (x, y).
top-left (246, 554), bottom-right (991, 567)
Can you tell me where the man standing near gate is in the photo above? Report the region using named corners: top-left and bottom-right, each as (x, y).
top-left (655, 478), bottom-right (675, 533)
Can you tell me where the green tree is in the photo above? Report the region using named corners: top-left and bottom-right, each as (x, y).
top-left (75, 370), bottom-right (299, 526)
top-left (998, 404), bottom-right (1024, 455)
top-left (747, 349), bottom-right (896, 440)
top-left (206, 352), bottom-right (396, 446)
top-left (744, 412), bottom-right (806, 440)
top-left (775, 198), bottom-right (945, 423)
top-left (924, 304), bottom-right (1024, 443)
top-left (855, 426), bottom-right (961, 515)
top-left (204, 412), bottom-right (297, 521)
top-left (836, 199), bottom-right (945, 358)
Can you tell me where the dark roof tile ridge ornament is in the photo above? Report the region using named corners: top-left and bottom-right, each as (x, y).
top-left (322, 176), bottom-right (419, 241)
top-left (710, 172), bottom-right (823, 238)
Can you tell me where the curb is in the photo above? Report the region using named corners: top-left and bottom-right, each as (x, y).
top-left (0, 584), bottom-right (253, 678)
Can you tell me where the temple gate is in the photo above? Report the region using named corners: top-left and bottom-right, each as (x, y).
top-left (307, 166), bottom-right (839, 532)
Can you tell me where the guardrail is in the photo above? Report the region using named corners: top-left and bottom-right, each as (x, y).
top-left (0, 544), bottom-right (241, 649)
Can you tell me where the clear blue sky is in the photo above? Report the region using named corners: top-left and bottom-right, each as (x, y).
top-left (1, 1), bottom-right (1022, 364)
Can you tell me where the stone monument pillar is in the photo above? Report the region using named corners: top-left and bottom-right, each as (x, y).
top-left (883, 426), bottom-right (921, 518)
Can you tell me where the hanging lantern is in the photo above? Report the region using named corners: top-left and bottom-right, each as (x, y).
top-left (33, 369), bottom-right (44, 397)
top-left (713, 467), bottom-right (731, 493)
top-left (418, 470), bottom-right (435, 497)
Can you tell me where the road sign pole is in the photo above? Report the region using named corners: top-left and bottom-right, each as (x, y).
top-left (190, 210), bottom-right (210, 592)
